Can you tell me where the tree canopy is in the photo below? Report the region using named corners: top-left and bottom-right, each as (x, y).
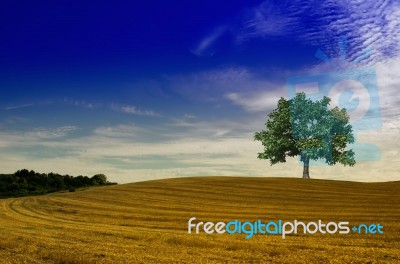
top-left (254, 93), bottom-right (356, 179)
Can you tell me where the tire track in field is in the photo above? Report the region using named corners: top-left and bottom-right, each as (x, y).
top-left (5, 200), bottom-right (124, 242)
top-left (3, 194), bottom-right (178, 237)
top-left (5, 198), bottom-right (111, 231)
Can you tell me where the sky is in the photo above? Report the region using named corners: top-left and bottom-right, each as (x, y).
top-left (0, 0), bottom-right (399, 183)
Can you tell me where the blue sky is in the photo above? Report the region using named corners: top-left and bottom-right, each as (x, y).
top-left (0, 0), bottom-right (399, 182)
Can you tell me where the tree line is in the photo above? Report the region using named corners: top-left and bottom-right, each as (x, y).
top-left (0, 169), bottom-right (117, 198)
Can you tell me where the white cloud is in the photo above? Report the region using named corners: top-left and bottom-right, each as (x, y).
top-left (202, 0), bottom-right (400, 64)
top-left (376, 58), bottom-right (400, 121)
top-left (63, 98), bottom-right (96, 109)
top-left (191, 26), bottom-right (228, 57)
top-left (110, 103), bottom-right (159, 117)
top-left (168, 67), bottom-right (284, 106)
top-left (168, 117), bottom-right (262, 139)
top-left (93, 124), bottom-right (147, 139)
top-left (4, 103), bottom-right (35, 110)
top-left (183, 113), bottom-right (196, 119)
top-left (26, 126), bottom-right (78, 139)
top-left (235, 1), bottom-right (301, 43)
top-left (226, 90), bottom-right (284, 112)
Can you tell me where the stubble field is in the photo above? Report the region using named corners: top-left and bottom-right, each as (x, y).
top-left (0, 177), bottom-right (399, 263)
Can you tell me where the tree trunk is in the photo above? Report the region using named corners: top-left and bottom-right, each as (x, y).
top-left (303, 158), bottom-right (310, 179)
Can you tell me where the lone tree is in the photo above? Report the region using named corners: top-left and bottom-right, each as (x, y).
top-left (254, 93), bottom-right (356, 179)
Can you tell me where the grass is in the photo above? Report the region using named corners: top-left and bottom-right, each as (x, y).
top-left (0, 176), bottom-right (399, 263)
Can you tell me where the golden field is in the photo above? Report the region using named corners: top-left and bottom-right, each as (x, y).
top-left (0, 177), bottom-right (399, 263)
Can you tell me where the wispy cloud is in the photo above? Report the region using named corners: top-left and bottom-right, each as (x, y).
top-left (63, 98), bottom-right (96, 109)
top-left (4, 98), bottom-right (97, 111)
top-left (110, 103), bottom-right (160, 117)
top-left (226, 89), bottom-right (284, 112)
top-left (167, 66), bottom-right (290, 114)
top-left (201, 0), bottom-right (400, 64)
top-left (4, 103), bottom-right (35, 110)
top-left (168, 67), bottom-right (275, 102)
top-left (26, 126), bottom-right (78, 139)
top-left (235, 1), bottom-right (300, 43)
top-left (93, 124), bottom-right (148, 139)
top-left (168, 117), bottom-right (262, 139)
top-left (183, 113), bottom-right (196, 119)
top-left (376, 58), bottom-right (400, 122)
top-left (190, 26), bottom-right (228, 57)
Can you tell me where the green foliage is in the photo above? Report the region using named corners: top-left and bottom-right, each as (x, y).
top-left (91, 174), bottom-right (108, 185)
top-left (255, 93), bottom-right (356, 170)
top-left (0, 169), bottom-right (116, 198)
